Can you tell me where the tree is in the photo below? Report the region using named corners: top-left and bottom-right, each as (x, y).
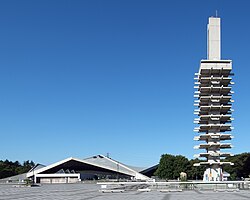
top-left (155, 154), bottom-right (189, 180)
top-left (173, 155), bottom-right (189, 178)
top-left (187, 159), bottom-right (205, 180)
top-left (155, 152), bottom-right (250, 181)
top-left (155, 154), bottom-right (175, 179)
top-left (0, 160), bottom-right (35, 179)
top-left (224, 152), bottom-right (250, 180)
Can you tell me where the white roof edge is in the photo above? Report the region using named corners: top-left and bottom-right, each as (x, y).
top-left (200, 59), bottom-right (232, 62)
top-left (101, 155), bottom-right (149, 180)
top-left (27, 157), bottom-right (79, 178)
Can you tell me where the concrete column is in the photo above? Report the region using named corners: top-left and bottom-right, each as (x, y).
top-left (207, 17), bottom-right (221, 60)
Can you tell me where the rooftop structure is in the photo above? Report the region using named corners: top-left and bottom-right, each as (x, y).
top-left (193, 17), bottom-right (234, 181)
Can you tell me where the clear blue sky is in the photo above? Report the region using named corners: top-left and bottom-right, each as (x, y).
top-left (0, 0), bottom-right (249, 167)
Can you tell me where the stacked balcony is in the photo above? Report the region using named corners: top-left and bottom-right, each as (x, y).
top-left (193, 60), bottom-right (234, 168)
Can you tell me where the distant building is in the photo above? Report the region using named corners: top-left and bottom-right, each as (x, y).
top-left (193, 17), bottom-right (234, 181)
top-left (25, 155), bottom-right (150, 183)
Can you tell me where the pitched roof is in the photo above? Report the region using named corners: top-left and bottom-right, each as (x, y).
top-left (26, 155), bottom-right (149, 180)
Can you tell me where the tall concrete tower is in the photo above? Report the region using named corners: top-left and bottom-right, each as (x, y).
top-left (193, 17), bottom-right (234, 181)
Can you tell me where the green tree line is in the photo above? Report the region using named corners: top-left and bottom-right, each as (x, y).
top-left (0, 160), bottom-right (35, 179)
top-left (224, 153), bottom-right (250, 180)
top-left (155, 152), bottom-right (250, 180)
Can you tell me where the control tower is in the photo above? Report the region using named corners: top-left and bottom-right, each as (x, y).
top-left (193, 17), bottom-right (234, 181)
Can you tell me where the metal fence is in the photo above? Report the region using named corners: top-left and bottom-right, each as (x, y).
top-left (97, 181), bottom-right (250, 193)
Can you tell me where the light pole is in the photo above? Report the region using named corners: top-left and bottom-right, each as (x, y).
top-left (117, 162), bottom-right (119, 182)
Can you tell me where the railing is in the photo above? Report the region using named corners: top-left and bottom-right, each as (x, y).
top-left (97, 181), bottom-right (250, 192)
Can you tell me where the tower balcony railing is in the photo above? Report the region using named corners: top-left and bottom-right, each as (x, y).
top-left (194, 152), bottom-right (233, 158)
top-left (199, 86), bottom-right (232, 91)
top-left (196, 105), bottom-right (233, 112)
top-left (194, 143), bottom-right (233, 149)
top-left (195, 100), bottom-right (234, 106)
top-left (199, 67), bottom-right (232, 76)
top-left (194, 161), bottom-right (234, 166)
top-left (194, 115), bottom-right (233, 122)
top-left (194, 127), bottom-right (233, 133)
top-left (196, 81), bottom-right (234, 87)
top-left (194, 134), bottom-right (233, 141)
top-left (197, 76), bottom-right (233, 82)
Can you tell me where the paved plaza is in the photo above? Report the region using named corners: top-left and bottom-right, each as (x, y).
top-left (0, 183), bottom-right (250, 200)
